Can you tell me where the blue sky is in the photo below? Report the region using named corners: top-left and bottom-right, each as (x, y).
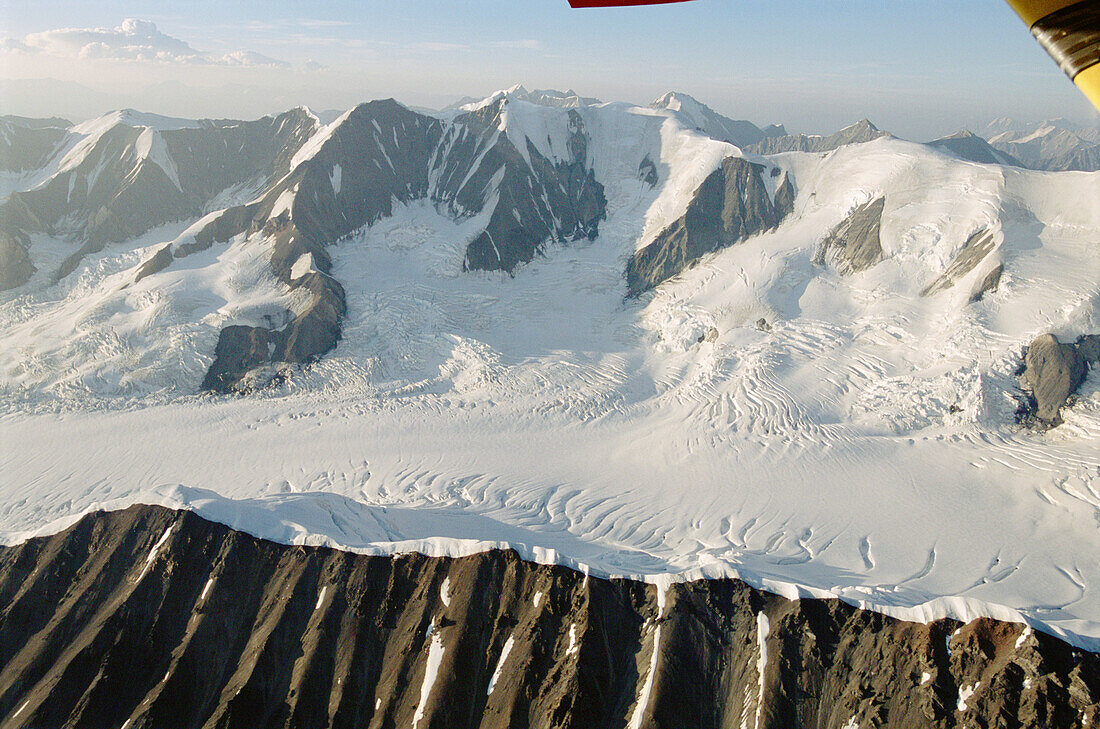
top-left (2, 0), bottom-right (1096, 138)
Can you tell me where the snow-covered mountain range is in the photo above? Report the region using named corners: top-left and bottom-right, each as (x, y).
top-left (1, 83), bottom-right (1099, 675)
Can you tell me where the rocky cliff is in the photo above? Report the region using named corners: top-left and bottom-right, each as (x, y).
top-left (2, 505), bottom-right (1095, 729)
top-left (431, 99), bottom-right (606, 273)
top-left (627, 157), bottom-right (794, 296)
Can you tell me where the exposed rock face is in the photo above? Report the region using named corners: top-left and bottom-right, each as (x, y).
top-left (193, 97), bottom-right (607, 392)
top-left (922, 228), bottom-right (1000, 297)
top-left (0, 108), bottom-right (320, 283)
top-left (971, 264), bottom-right (1004, 303)
top-left (431, 100), bottom-right (606, 273)
top-left (0, 228), bottom-right (34, 291)
top-left (814, 197), bottom-right (886, 275)
top-left (1019, 333), bottom-right (1098, 427)
top-left (626, 157), bottom-right (793, 296)
top-left (745, 119), bottom-right (888, 155)
top-left (196, 100), bottom-right (441, 393)
top-left (0, 117), bottom-right (68, 173)
top-left (1, 505), bottom-right (1097, 729)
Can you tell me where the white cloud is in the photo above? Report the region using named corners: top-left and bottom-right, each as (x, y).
top-left (490, 40), bottom-right (542, 51)
top-left (410, 42), bottom-right (470, 53)
top-left (5, 18), bottom-right (290, 68)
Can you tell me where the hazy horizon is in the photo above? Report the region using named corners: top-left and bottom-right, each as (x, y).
top-left (2, 0), bottom-right (1098, 139)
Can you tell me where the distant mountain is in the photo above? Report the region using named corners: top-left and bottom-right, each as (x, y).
top-left (981, 118), bottom-right (1100, 171)
top-left (926, 129), bottom-right (1024, 167)
top-left (745, 118), bottom-right (889, 155)
top-left (0, 107), bottom-right (320, 287)
top-left (649, 91), bottom-right (778, 148)
top-left (445, 85), bottom-right (601, 113)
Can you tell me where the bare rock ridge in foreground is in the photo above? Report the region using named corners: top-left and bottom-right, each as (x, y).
top-left (1, 505), bottom-right (1097, 728)
top-left (1018, 332), bottom-right (1100, 427)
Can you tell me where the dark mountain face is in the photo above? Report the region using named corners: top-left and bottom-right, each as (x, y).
top-left (198, 100), bottom-right (443, 393)
top-left (432, 101), bottom-right (606, 273)
top-left (0, 97), bottom-right (613, 392)
top-left (627, 157), bottom-right (794, 296)
top-left (0, 108), bottom-right (321, 289)
top-left (1, 504), bottom-right (1096, 729)
top-left (191, 98), bottom-right (607, 393)
top-left (0, 118), bottom-right (69, 173)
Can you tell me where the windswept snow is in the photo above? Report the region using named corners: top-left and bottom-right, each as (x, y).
top-left (629, 623), bottom-right (662, 729)
top-left (137, 523), bottom-right (173, 583)
top-left (291, 107), bottom-right (352, 169)
top-left (0, 119), bottom-right (1099, 651)
top-left (290, 253), bottom-right (316, 280)
top-left (486, 635), bottom-right (515, 696)
top-left (958, 682), bottom-right (980, 711)
top-left (754, 613), bottom-right (770, 729)
top-left (413, 627), bottom-right (445, 729)
top-left (134, 127), bottom-right (183, 191)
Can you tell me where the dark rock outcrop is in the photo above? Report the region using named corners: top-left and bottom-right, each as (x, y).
top-left (970, 263), bottom-right (1004, 303)
top-left (0, 227), bottom-right (34, 291)
top-left (431, 100), bottom-right (606, 273)
top-left (922, 228), bottom-right (1000, 297)
top-left (1018, 333), bottom-right (1099, 427)
top-left (197, 100), bottom-right (440, 393)
top-left (626, 157), bottom-right (793, 296)
top-left (814, 197), bottom-right (887, 276)
top-left (127, 97), bottom-right (608, 393)
top-left (1, 504), bottom-right (1097, 729)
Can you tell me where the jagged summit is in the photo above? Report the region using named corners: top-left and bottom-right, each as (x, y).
top-left (456, 84), bottom-right (602, 112)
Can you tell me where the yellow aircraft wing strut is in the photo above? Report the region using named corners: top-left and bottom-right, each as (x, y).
top-left (1005, 0), bottom-right (1100, 110)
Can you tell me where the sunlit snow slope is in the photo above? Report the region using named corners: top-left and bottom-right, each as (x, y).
top-left (1, 94), bottom-right (1099, 648)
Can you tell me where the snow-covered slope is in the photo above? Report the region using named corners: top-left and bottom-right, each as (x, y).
top-left (1, 94), bottom-right (1099, 651)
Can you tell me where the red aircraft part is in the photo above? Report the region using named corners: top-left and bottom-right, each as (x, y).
top-left (568, 0), bottom-right (695, 7)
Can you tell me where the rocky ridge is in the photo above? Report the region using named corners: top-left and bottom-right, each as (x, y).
top-left (744, 119), bottom-right (889, 156)
top-left (1, 505), bottom-right (1097, 729)
top-left (627, 157), bottom-right (794, 296)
